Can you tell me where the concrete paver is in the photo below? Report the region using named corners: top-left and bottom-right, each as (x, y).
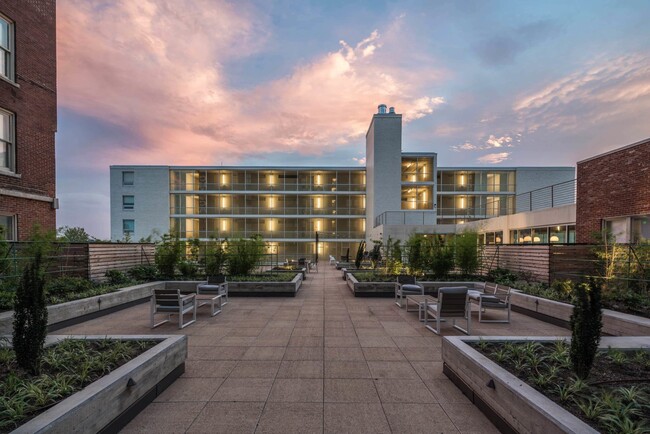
top-left (58, 265), bottom-right (569, 433)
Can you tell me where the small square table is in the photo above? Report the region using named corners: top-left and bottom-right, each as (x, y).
top-left (196, 293), bottom-right (223, 317)
top-left (405, 295), bottom-right (437, 321)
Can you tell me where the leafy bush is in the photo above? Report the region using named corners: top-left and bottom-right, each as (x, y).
top-left (13, 240), bottom-right (48, 375)
top-left (104, 269), bottom-right (130, 286)
top-left (453, 231), bottom-right (481, 275)
top-left (226, 236), bottom-right (265, 276)
top-left (405, 234), bottom-right (428, 275)
top-left (127, 265), bottom-right (158, 281)
top-left (228, 274), bottom-right (296, 282)
top-left (428, 238), bottom-right (454, 279)
top-left (205, 238), bottom-right (228, 276)
top-left (44, 276), bottom-right (93, 297)
top-left (570, 279), bottom-right (603, 379)
top-left (487, 268), bottom-right (519, 286)
top-left (154, 233), bottom-right (183, 278)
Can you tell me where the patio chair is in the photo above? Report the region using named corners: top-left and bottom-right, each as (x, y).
top-left (197, 274), bottom-right (229, 305)
top-left (477, 284), bottom-right (511, 323)
top-left (424, 286), bottom-right (470, 335)
top-left (150, 289), bottom-right (196, 329)
top-left (329, 255), bottom-right (336, 265)
top-left (395, 274), bottom-right (424, 308)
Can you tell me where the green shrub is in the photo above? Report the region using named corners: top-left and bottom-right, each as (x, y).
top-left (228, 274), bottom-right (295, 282)
top-left (104, 270), bottom-right (130, 285)
top-left (13, 241), bottom-right (48, 375)
top-left (154, 233), bottom-right (183, 278)
top-left (44, 276), bottom-right (92, 297)
top-left (205, 238), bottom-right (228, 276)
top-left (127, 265), bottom-right (158, 281)
top-left (453, 231), bottom-right (481, 275)
top-left (178, 260), bottom-right (198, 279)
top-left (405, 234), bottom-right (429, 275)
top-left (226, 235), bottom-right (265, 276)
top-left (487, 268), bottom-right (519, 286)
top-left (429, 239), bottom-right (454, 278)
top-left (570, 279), bottom-right (603, 379)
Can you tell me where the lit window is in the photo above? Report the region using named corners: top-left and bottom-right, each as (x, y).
top-left (122, 171), bottom-right (134, 185)
top-left (0, 15), bottom-right (14, 82)
top-left (123, 219), bottom-right (135, 236)
top-left (0, 108), bottom-right (15, 172)
top-left (123, 195), bottom-right (134, 210)
top-left (0, 214), bottom-right (15, 240)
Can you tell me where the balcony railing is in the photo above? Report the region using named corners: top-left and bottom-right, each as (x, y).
top-left (176, 230), bottom-right (365, 240)
top-left (170, 182), bottom-right (366, 192)
top-left (170, 207), bottom-right (366, 216)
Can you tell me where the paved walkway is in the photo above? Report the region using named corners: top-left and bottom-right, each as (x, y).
top-left (59, 266), bottom-right (567, 433)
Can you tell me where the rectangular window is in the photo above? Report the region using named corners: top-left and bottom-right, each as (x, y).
top-left (122, 171), bottom-right (134, 185)
top-left (0, 214), bottom-right (15, 240)
top-left (0, 15), bottom-right (14, 82)
top-left (123, 219), bottom-right (135, 236)
top-left (123, 195), bottom-right (134, 210)
top-left (0, 108), bottom-right (15, 172)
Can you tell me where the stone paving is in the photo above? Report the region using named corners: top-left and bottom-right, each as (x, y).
top-left (59, 265), bottom-right (568, 433)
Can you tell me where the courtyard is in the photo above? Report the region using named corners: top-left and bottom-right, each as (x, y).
top-left (59, 266), bottom-right (567, 433)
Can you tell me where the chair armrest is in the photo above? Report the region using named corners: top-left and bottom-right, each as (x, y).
top-left (181, 293), bottom-right (196, 302)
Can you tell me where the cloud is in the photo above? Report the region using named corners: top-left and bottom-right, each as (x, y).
top-left (57, 0), bottom-right (444, 168)
top-left (485, 135), bottom-right (513, 148)
top-left (514, 54), bottom-right (650, 131)
top-left (477, 152), bottom-right (510, 164)
top-left (451, 134), bottom-right (514, 152)
top-left (352, 157), bottom-right (366, 165)
top-left (474, 20), bottom-right (560, 66)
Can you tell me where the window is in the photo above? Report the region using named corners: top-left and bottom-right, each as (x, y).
top-left (0, 15), bottom-right (14, 82)
top-left (123, 219), bottom-right (135, 236)
top-left (123, 195), bottom-right (134, 210)
top-left (0, 109), bottom-right (15, 172)
top-left (122, 171), bottom-right (134, 186)
top-left (0, 215), bottom-right (15, 240)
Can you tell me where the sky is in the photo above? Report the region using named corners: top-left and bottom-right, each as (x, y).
top-left (55, 0), bottom-right (650, 239)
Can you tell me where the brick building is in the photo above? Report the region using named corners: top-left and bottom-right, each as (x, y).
top-left (0, 0), bottom-right (57, 241)
top-left (576, 138), bottom-right (650, 243)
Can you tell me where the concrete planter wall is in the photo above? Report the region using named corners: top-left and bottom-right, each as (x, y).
top-left (227, 273), bottom-right (303, 296)
top-left (443, 336), bottom-right (596, 434)
top-left (14, 334), bottom-right (187, 434)
top-left (510, 290), bottom-right (650, 336)
top-left (0, 282), bottom-right (164, 334)
top-left (266, 267), bottom-right (307, 280)
top-left (346, 273), bottom-right (485, 297)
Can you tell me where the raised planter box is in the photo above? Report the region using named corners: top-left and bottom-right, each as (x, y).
top-left (441, 336), bottom-right (650, 434)
top-left (510, 290), bottom-right (650, 336)
top-left (13, 334), bottom-right (187, 434)
top-left (0, 282), bottom-right (164, 334)
top-left (266, 267), bottom-right (308, 280)
top-left (167, 274), bottom-right (304, 297)
top-left (346, 274), bottom-right (485, 297)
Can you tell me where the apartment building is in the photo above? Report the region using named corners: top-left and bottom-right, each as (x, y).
top-left (0, 0), bottom-right (57, 240)
top-left (110, 105), bottom-right (575, 258)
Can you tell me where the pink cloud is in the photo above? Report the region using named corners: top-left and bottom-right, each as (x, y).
top-left (57, 0), bottom-right (444, 167)
top-left (477, 152), bottom-right (510, 164)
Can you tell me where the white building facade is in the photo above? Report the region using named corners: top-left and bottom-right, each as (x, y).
top-left (110, 105), bottom-right (576, 258)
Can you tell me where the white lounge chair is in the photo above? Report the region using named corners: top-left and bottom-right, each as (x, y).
top-left (395, 274), bottom-right (424, 308)
top-left (150, 289), bottom-right (196, 329)
top-left (424, 286), bottom-right (470, 335)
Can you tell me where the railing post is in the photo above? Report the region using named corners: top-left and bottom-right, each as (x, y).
top-left (551, 185), bottom-right (554, 208)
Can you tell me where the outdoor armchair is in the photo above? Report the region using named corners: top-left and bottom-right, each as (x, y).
top-left (395, 274), bottom-right (424, 308)
top-left (477, 284), bottom-right (511, 323)
top-left (150, 289), bottom-right (196, 329)
top-left (424, 286), bottom-right (470, 335)
top-left (197, 274), bottom-right (229, 305)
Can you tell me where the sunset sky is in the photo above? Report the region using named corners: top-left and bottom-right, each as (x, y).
top-left (55, 0), bottom-right (650, 238)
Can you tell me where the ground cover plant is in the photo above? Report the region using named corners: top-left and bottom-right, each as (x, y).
top-left (472, 340), bottom-right (650, 434)
top-left (0, 338), bottom-right (157, 432)
top-left (228, 274), bottom-right (297, 282)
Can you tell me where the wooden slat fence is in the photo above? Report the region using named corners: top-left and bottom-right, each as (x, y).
top-left (480, 245), bottom-right (550, 282)
top-left (88, 243), bottom-right (155, 282)
top-left (549, 244), bottom-right (597, 282)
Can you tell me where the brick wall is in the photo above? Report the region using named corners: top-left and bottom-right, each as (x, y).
top-left (576, 139), bottom-right (650, 242)
top-left (0, 0), bottom-right (57, 240)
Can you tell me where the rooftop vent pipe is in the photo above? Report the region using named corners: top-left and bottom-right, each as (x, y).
top-left (378, 104), bottom-right (387, 114)
top-left (389, 107), bottom-right (395, 114)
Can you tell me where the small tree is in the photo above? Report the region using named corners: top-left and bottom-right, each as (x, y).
top-left (429, 236), bottom-right (454, 278)
top-left (354, 241), bottom-right (366, 270)
top-left (226, 235), bottom-right (265, 276)
top-left (405, 234), bottom-right (429, 275)
top-left (56, 226), bottom-right (94, 243)
top-left (454, 231), bottom-right (481, 276)
top-left (205, 236), bottom-right (228, 276)
top-left (155, 233), bottom-right (183, 278)
top-left (569, 279), bottom-right (603, 379)
top-left (13, 231), bottom-right (51, 375)
top-left (369, 241), bottom-right (382, 269)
